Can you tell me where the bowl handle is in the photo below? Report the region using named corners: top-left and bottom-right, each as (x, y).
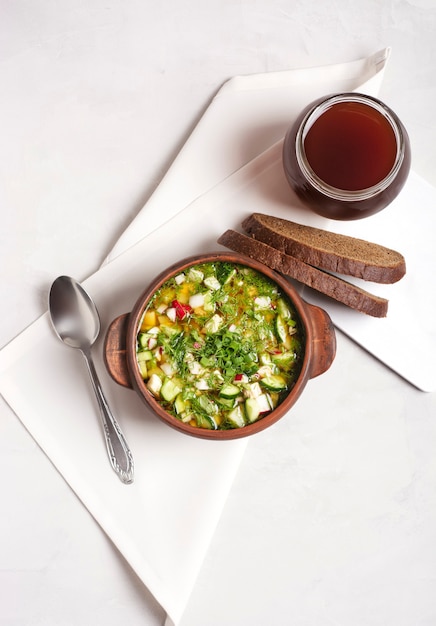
top-left (103, 314), bottom-right (133, 389)
top-left (306, 303), bottom-right (336, 379)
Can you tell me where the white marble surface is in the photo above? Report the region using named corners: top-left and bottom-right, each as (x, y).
top-left (1, 1), bottom-right (436, 625)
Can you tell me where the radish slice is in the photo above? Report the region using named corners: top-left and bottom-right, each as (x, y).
top-left (234, 373), bottom-right (248, 383)
top-left (166, 307), bottom-right (177, 322)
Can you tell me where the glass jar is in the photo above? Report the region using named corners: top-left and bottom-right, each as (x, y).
top-left (282, 93), bottom-right (411, 220)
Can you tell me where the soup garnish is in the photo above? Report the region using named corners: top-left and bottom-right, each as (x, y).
top-left (136, 262), bottom-right (304, 430)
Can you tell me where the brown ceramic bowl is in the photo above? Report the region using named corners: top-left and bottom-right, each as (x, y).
top-left (104, 252), bottom-right (336, 440)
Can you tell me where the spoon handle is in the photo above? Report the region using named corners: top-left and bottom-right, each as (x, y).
top-left (82, 350), bottom-right (134, 484)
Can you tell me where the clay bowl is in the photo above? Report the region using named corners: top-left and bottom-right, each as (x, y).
top-left (103, 252), bottom-right (336, 440)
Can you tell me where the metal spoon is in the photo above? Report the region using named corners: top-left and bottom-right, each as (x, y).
top-left (48, 275), bottom-right (134, 484)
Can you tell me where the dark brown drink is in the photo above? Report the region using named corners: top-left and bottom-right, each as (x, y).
top-left (283, 93), bottom-right (411, 220)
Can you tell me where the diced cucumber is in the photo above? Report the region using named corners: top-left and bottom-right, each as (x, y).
top-left (203, 276), bottom-right (221, 290)
top-left (161, 377), bottom-right (182, 402)
top-left (138, 333), bottom-right (150, 349)
top-left (222, 268), bottom-right (236, 284)
top-left (245, 397), bottom-right (260, 423)
top-left (200, 356), bottom-right (215, 368)
top-left (219, 383), bottom-right (240, 399)
top-left (160, 325), bottom-right (180, 337)
top-left (218, 396), bottom-right (236, 409)
top-left (196, 413), bottom-right (217, 430)
top-left (260, 374), bottom-right (288, 392)
top-left (137, 360), bottom-right (148, 379)
top-left (203, 291), bottom-right (215, 312)
top-left (275, 315), bottom-right (289, 343)
top-left (260, 352), bottom-right (272, 365)
top-left (187, 267), bottom-right (204, 282)
top-left (198, 394), bottom-right (218, 415)
top-left (174, 393), bottom-right (188, 414)
top-left (226, 405), bottom-right (246, 428)
top-left (277, 298), bottom-right (292, 319)
top-left (137, 350), bottom-right (153, 362)
top-left (271, 351), bottom-right (295, 370)
top-left (204, 313), bottom-right (223, 334)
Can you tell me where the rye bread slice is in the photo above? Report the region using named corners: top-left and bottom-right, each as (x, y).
top-left (242, 213), bottom-right (406, 284)
top-left (218, 229), bottom-right (389, 317)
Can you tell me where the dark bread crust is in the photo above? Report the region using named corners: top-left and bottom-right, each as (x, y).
top-left (242, 213), bottom-right (406, 284)
top-left (218, 229), bottom-right (389, 317)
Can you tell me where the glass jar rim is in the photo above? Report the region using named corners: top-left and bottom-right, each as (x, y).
top-left (295, 93), bottom-right (406, 201)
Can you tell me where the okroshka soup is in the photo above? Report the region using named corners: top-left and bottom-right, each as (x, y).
top-left (104, 252), bottom-right (336, 440)
top-left (135, 260), bottom-right (305, 431)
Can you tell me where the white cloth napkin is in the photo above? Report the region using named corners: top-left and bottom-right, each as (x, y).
top-left (0, 50), bottom-right (393, 626)
top-left (163, 140), bottom-right (436, 392)
top-left (106, 48), bottom-right (390, 263)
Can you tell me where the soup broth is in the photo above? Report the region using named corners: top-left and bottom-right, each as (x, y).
top-left (136, 261), bottom-right (304, 430)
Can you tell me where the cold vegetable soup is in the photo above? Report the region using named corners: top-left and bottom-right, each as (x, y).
top-left (136, 261), bottom-right (304, 430)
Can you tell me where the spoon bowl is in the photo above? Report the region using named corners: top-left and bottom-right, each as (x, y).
top-left (49, 276), bottom-right (134, 484)
top-left (49, 276), bottom-right (100, 349)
